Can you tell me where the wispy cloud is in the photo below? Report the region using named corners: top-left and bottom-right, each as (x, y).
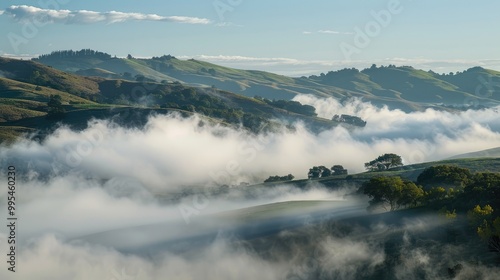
top-left (2, 5), bottom-right (211, 25)
top-left (303, 30), bottom-right (353, 35)
top-left (318, 30), bottom-right (352, 34)
top-left (215, 22), bottom-right (243, 27)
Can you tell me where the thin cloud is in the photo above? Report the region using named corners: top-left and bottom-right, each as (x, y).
top-left (2, 5), bottom-right (211, 25)
top-left (303, 30), bottom-right (353, 35)
top-left (215, 22), bottom-right (243, 27)
top-left (318, 29), bottom-right (352, 35)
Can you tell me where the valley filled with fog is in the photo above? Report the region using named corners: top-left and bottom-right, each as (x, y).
top-left (1, 97), bottom-right (500, 279)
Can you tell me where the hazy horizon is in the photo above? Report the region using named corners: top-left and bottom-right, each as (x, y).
top-left (1, 0), bottom-right (500, 76)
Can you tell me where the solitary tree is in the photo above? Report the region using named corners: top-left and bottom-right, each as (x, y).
top-left (365, 153), bottom-right (403, 171)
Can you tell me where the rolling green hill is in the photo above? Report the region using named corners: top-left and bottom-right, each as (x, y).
top-left (252, 157), bottom-right (500, 191)
top-left (33, 49), bottom-right (500, 111)
top-left (439, 67), bottom-right (500, 95)
top-left (0, 75), bottom-right (97, 125)
top-left (0, 57), bottom-right (345, 143)
top-left (0, 57), bottom-right (101, 98)
top-left (448, 147), bottom-right (500, 159)
top-left (310, 65), bottom-right (500, 107)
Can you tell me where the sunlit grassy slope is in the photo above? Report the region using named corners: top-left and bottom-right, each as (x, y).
top-left (0, 57), bottom-right (344, 143)
top-left (34, 51), bottom-right (500, 110)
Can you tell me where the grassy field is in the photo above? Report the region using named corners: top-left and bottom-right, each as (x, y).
top-left (0, 78), bottom-right (97, 104)
top-left (0, 126), bottom-right (36, 144)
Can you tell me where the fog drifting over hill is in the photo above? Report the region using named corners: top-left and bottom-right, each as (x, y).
top-left (2, 96), bottom-right (499, 188)
top-left (1, 97), bottom-right (500, 279)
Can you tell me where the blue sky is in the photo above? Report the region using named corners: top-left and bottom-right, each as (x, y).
top-left (1, 0), bottom-right (499, 76)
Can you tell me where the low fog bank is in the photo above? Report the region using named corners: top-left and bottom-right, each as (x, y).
top-left (0, 172), bottom-right (358, 243)
top-left (295, 95), bottom-right (500, 161)
top-left (1, 210), bottom-right (499, 280)
top-left (0, 171), bottom-right (374, 279)
top-left (0, 96), bottom-right (499, 279)
top-left (2, 97), bottom-right (500, 192)
top-left (0, 165), bottom-right (498, 279)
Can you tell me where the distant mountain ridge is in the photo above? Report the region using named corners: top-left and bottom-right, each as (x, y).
top-left (32, 49), bottom-right (500, 111)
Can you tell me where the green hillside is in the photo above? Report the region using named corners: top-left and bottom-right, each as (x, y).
top-left (32, 49), bottom-right (500, 112)
top-left (36, 51), bottom-right (316, 100)
top-left (0, 75), bottom-right (97, 126)
top-left (310, 65), bottom-right (500, 107)
top-left (0, 57), bottom-right (101, 98)
top-left (253, 157), bottom-right (500, 191)
top-left (439, 67), bottom-right (500, 94)
top-left (449, 147), bottom-right (500, 159)
top-left (0, 57), bottom-right (345, 143)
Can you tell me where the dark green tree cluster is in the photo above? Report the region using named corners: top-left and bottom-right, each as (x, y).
top-left (264, 174), bottom-right (295, 183)
top-left (332, 114), bottom-right (366, 127)
top-left (46, 94), bottom-right (65, 119)
top-left (308, 165), bottom-right (348, 179)
top-left (365, 153), bottom-right (403, 171)
top-left (468, 204), bottom-right (500, 252)
top-left (255, 97), bottom-right (317, 117)
top-left (35, 49), bottom-right (112, 60)
top-left (151, 54), bottom-right (176, 61)
top-left (308, 67), bottom-right (359, 82)
top-left (332, 165), bottom-right (348, 175)
top-left (362, 165), bottom-right (500, 212)
top-left (30, 70), bottom-right (47, 85)
top-left (158, 88), bottom-right (247, 123)
top-left (361, 176), bottom-right (424, 211)
top-left (417, 165), bottom-right (472, 188)
top-left (308, 166), bottom-right (331, 178)
top-left (98, 80), bottom-right (268, 131)
top-left (360, 164), bottom-right (500, 252)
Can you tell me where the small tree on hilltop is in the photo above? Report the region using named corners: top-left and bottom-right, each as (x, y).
top-left (308, 166), bottom-right (331, 179)
top-left (365, 153), bottom-right (403, 171)
top-left (331, 165), bottom-right (348, 175)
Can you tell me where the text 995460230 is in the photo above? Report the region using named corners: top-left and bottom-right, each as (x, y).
top-left (7, 166), bottom-right (17, 273)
